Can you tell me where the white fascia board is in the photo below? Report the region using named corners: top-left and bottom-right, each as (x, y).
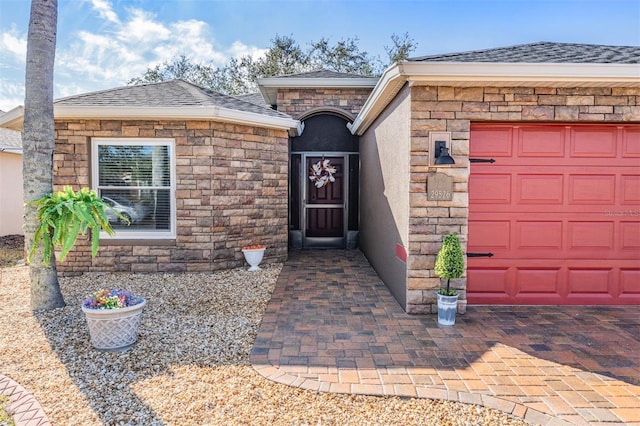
top-left (349, 61), bottom-right (640, 135)
top-left (3, 105), bottom-right (302, 135)
top-left (399, 61), bottom-right (640, 85)
top-left (348, 64), bottom-right (406, 136)
top-left (0, 106), bottom-right (25, 130)
top-left (257, 76), bottom-right (379, 105)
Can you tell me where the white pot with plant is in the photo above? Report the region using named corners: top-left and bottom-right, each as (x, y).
top-left (81, 289), bottom-right (146, 351)
top-left (434, 233), bottom-right (465, 326)
top-left (242, 244), bottom-right (266, 271)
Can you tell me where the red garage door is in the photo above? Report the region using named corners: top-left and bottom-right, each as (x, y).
top-left (468, 123), bottom-right (640, 305)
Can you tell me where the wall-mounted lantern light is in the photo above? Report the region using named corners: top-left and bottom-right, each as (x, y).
top-left (434, 141), bottom-right (455, 165)
top-left (429, 131), bottom-right (455, 166)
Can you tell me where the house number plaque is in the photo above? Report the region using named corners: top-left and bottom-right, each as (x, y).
top-left (427, 172), bottom-right (453, 201)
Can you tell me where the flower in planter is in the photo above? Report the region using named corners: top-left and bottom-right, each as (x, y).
top-left (82, 289), bottom-right (144, 310)
top-left (242, 244), bottom-right (266, 250)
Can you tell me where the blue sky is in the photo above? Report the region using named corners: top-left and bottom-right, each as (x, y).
top-left (0, 0), bottom-right (639, 111)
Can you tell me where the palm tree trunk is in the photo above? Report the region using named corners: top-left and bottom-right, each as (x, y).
top-left (23, 0), bottom-right (64, 310)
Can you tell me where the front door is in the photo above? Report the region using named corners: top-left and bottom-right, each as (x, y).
top-left (304, 155), bottom-right (346, 248)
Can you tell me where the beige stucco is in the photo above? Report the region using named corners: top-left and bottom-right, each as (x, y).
top-left (0, 151), bottom-right (24, 236)
top-left (359, 84), bottom-right (411, 309)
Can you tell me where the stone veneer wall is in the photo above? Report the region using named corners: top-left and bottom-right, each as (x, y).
top-left (406, 85), bottom-right (640, 314)
top-left (277, 88), bottom-right (373, 118)
top-left (53, 119), bottom-right (289, 275)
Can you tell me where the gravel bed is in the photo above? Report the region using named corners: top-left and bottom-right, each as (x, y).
top-left (0, 264), bottom-right (528, 425)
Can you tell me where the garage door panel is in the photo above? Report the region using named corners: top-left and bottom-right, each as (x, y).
top-left (470, 126), bottom-right (513, 157)
top-left (568, 222), bottom-right (614, 250)
top-left (468, 220), bottom-right (510, 249)
top-left (620, 269), bottom-right (640, 298)
top-left (621, 222), bottom-right (640, 250)
top-left (469, 123), bottom-right (639, 306)
top-left (519, 126), bottom-right (565, 157)
top-left (621, 127), bottom-right (640, 157)
top-left (516, 269), bottom-right (561, 294)
top-left (516, 174), bottom-right (564, 204)
top-left (467, 268), bottom-right (510, 294)
top-left (468, 174), bottom-right (511, 203)
top-left (516, 221), bottom-right (562, 250)
top-left (621, 175), bottom-right (640, 204)
top-left (567, 268), bottom-right (614, 295)
top-left (569, 175), bottom-right (616, 204)
top-left (570, 127), bottom-right (617, 158)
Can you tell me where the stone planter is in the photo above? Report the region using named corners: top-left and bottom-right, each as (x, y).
top-left (437, 293), bottom-right (458, 326)
top-left (82, 299), bottom-right (146, 351)
top-left (242, 247), bottom-right (265, 271)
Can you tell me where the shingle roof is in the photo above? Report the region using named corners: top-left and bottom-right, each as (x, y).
top-left (271, 69), bottom-right (374, 79)
top-left (54, 79), bottom-right (292, 119)
top-left (0, 128), bottom-right (22, 152)
top-left (234, 93), bottom-right (270, 108)
top-left (410, 42), bottom-right (640, 64)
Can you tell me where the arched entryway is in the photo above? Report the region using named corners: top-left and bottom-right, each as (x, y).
top-left (289, 112), bottom-right (359, 249)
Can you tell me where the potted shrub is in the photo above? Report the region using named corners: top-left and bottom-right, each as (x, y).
top-left (82, 288), bottom-right (146, 351)
top-left (434, 233), bottom-right (465, 326)
top-left (241, 244), bottom-right (266, 271)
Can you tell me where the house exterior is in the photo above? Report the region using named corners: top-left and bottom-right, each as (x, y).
top-left (1, 42), bottom-right (638, 312)
top-left (0, 127), bottom-right (24, 236)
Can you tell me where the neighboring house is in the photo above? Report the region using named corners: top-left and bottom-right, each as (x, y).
top-left (0, 126), bottom-right (24, 236)
top-left (1, 42), bottom-right (638, 312)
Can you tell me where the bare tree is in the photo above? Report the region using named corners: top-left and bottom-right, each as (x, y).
top-left (22, 0), bottom-right (65, 310)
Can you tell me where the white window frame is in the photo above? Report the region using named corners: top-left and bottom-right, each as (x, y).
top-left (92, 138), bottom-right (176, 240)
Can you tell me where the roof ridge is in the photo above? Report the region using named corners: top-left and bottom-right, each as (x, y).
top-left (408, 41), bottom-right (640, 64)
top-left (53, 79), bottom-right (180, 103)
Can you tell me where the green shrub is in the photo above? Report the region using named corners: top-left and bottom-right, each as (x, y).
top-left (434, 233), bottom-right (465, 296)
top-left (29, 186), bottom-right (123, 265)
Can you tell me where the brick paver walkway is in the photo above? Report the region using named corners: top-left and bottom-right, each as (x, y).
top-left (251, 250), bottom-right (640, 425)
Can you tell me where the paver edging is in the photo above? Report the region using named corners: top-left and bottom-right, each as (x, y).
top-left (252, 363), bottom-right (569, 425)
top-left (0, 373), bottom-right (51, 426)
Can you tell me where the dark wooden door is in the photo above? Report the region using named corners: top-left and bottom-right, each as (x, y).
top-left (306, 156), bottom-right (344, 239)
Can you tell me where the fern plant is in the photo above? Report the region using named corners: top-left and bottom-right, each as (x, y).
top-left (434, 233), bottom-right (465, 296)
top-left (29, 186), bottom-right (124, 265)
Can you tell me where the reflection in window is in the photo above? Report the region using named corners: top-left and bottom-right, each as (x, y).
top-left (92, 139), bottom-right (175, 238)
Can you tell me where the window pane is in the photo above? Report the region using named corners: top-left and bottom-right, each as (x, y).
top-left (100, 189), bottom-right (171, 231)
top-left (98, 145), bottom-right (170, 187)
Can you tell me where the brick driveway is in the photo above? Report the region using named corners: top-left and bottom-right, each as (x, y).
top-left (251, 250), bottom-right (640, 425)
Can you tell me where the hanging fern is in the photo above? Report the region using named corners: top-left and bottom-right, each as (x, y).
top-left (29, 186), bottom-right (124, 265)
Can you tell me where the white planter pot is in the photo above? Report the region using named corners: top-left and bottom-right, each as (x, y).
top-left (437, 293), bottom-right (458, 326)
top-left (82, 299), bottom-right (146, 351)
top-left (242, 248), bottom-right (265, 271)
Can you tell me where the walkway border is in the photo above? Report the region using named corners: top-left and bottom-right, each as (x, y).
top-left (252, 363), bottom-right (568, 425)
top-left (0, 373), bottom-right (50, 426)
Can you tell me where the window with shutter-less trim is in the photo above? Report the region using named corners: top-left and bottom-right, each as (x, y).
top-left (92, 138), bottom-right (176, 239)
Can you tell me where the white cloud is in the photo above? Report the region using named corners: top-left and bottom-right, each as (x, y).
top-left (0, 79), bottom-right (25, 111)
top-left (227, 41), bottom-right (267, 61)
top-left (116, 9), bottom-right (171, 44)
top-left (0, 25), bottom-right (27, 64)
top-left (86, 0), bottom-right (120, 24)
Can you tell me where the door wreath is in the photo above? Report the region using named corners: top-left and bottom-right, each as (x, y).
top-left (309, 159), bottom-right (337, 188)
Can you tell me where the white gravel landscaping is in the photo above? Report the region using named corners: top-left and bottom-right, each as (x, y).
top-left (0, 264), bottom-right (527, 425)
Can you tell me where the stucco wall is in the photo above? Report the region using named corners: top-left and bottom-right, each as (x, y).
top-left (406, 85), bottom-right (640, 314)
top-left (53, 119), bottom-right (289, 275)
top-left (359, 84), bottom-right (411, 309)
top-left (0, 152), bottom-right (24, 236)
